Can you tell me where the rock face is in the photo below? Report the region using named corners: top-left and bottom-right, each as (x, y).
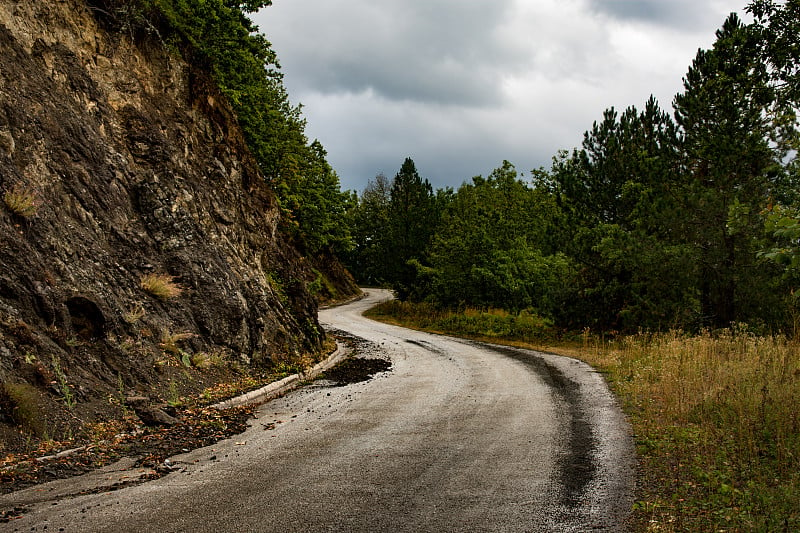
top-left (0, 0), bottom-right (346, 448)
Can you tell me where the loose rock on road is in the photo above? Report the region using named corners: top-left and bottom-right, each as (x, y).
top-left (1, 289), bottom-right (635, 532)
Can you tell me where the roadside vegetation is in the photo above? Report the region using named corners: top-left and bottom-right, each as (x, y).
top-left (346, 9), bottom-right (800, 335)
top-left (366, 301), bottom-right (800, 530)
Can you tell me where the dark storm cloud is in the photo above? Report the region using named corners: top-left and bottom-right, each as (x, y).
top-left (587, 0), bottom-right (739, 30)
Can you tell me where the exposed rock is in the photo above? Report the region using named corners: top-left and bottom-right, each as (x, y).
top-left (125, 396), bottom-right (178, 427)
top-left (0, 0), bottom-right (355, 452)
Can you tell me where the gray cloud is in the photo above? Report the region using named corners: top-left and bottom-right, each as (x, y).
top-left (253, 0), bottom-right (746, 192)
top-left (587, 0), bottom-right (738, 30)
top-left (257, 0), bottom-right (525, 106)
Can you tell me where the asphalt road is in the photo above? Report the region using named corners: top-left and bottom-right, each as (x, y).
top-left (1, 289), bottom-right (634, 532)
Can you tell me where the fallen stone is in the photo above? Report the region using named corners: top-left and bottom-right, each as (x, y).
top-left (126, 396), bottom-right (178, 427)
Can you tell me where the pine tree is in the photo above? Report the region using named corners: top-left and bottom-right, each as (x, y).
top-left (343, 173), bottom-right (393, 285)
top-left (387, 158), bottom-right (437, 299)
top-left (673, 14), bottom-right (781, 327)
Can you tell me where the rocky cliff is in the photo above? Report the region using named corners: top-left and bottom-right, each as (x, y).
top-left (0, 0), bottom-right (355, 452)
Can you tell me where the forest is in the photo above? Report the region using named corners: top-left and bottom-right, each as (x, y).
top-left (92, 0), bottom-right (800, 337)
top-left (344, 2), bottom-right (800, 336)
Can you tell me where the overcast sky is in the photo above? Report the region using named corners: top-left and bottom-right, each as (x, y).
top-left (251, 0), bottom-right (748, 193)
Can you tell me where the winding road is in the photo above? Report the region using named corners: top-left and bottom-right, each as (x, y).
top-left (1, 289), bottom-right (634, 532)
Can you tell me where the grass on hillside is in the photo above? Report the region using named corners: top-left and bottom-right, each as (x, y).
top-left (366, 300), bottom-right (800, 531)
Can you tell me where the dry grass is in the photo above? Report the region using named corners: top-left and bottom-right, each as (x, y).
top-left (580, 329), bottom-right (800, 531)
top-left (140, 273), bottom-right (183, 300)
top-left (123, 305), bottom-right (146, 324)
top-left (159, 329), bottom-right (196, 367)
top-left (190, 351), bottom-right (224, 369)
top-left (365, 300), bottom-right (554, 341)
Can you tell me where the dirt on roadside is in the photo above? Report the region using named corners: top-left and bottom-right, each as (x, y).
top-left (0, 349), bottom-right (391, 505)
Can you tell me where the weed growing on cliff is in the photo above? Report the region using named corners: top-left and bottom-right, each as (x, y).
top-left (2, 382), bottom-right (46, 437)
top-left (51, 356), bottom-right (75, 409)
top-left (23, 351), bottom-right (37, 365)
top-left (271, 361), bottom-right (303, 378)
top-left (64, 337), bottom-right (81, 348)
top-left (265, 271), bottom-right (287, 305)
top-left (166, 380), bottom-right (183, 408)
top-left (308, 270), bottom-right (335, 298)
top-left (86, 0), bottom-right (163, 42)
top-left (123, 305), bottom-right (146, 324)
top-left (160, 329), bottom-right (195, 367)
top-left (2, 186), bottom-right (39, 217)
top-left (140, 273), bottom-right (182, 300)
top-left (190, 351), bottom-right (224, 370)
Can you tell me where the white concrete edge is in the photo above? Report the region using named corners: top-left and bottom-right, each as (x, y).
top-left (1, 342), bottom-right (349, 475)
top-left (210, 340), bottom-right (350, 410)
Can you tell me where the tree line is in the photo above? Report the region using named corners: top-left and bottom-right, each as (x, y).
top-left (94, 0), bottom-right (800, 333)
top-left (344, 3), bottom-right (800, 334)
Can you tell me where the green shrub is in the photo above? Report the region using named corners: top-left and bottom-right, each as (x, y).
top-left (3, 186), bottom-right (39, 217)
top-left (2, 382), bottom-right (47, 437)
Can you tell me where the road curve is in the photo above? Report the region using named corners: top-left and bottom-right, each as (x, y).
top-left (1, 289), bottom-right (634, 532)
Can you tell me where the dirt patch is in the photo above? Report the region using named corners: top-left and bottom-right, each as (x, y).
top-left (320, 357), bottom-right (392, 385)
top-left (318, 329), bottom-right (392, 385)
top-left (0, 403), bottom-right (255, 498)
top-left (0, 359), bottom-right (297, 498)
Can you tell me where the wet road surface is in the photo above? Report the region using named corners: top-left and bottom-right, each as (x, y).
top-left (1, 289), bottom-right (634, 532)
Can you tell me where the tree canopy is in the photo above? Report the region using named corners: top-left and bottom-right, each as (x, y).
top-left (344, 6), bottom-right (800, 335)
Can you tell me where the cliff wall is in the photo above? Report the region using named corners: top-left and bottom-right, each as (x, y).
top-left (0, 0), bottom-right (338, 449)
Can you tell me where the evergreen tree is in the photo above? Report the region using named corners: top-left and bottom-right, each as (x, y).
top-left (748, 0), bottom-right (800, 110)
top-left (343, 173), bottom-right (393, 285)
top-left (387, 158), bottom-right (438, 299)
top-left (673, 13), bottom-right (783, 327)
top-left (281, 141), bottom-right (353, 255)
top-left (551, 99), bottom-right (691, 330)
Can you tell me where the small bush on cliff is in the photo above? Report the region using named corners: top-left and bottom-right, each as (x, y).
top-left (2, 382), bottom-right (47, 437)
top-left (3, 186), bottom-right (39, 217)
top-left (140, 273), bottom-right (182, 300)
